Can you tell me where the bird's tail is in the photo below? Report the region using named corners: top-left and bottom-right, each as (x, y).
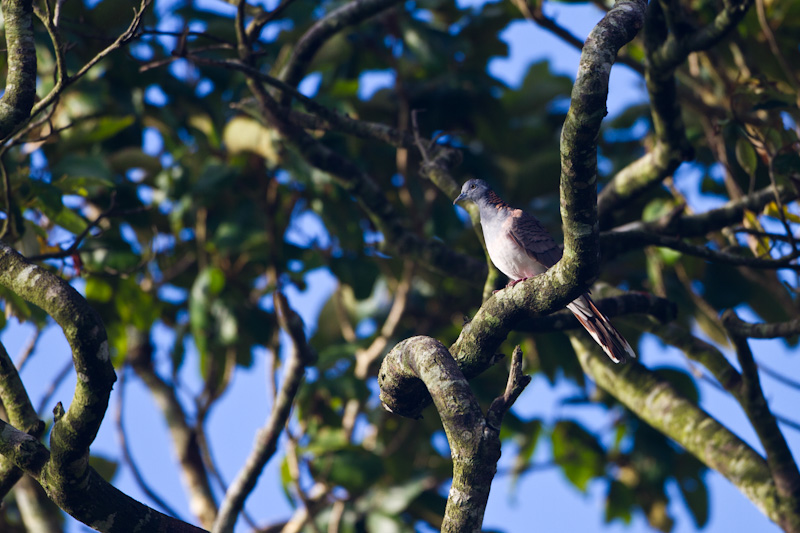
top-left (567, 294), bottom-right (636, 364)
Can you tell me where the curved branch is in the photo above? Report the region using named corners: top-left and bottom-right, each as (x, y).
top-left (379, 337), bottom-right (528, 531)
top-left (0, 244), bottom-right (205, 532)
top-left (598, 0), bottom-right (754, 220)
top-left (0, 243), bottom-right (115, 472)
top-left (0, 418), bottom-right (207, 533)
top-left (0, 0), bottom-right (37, 140)
top-left (279, 0), bottom-right (402, 93)
top-left (554, 0), bottom-right (647, 301)
top-left (445, 0), bottom-right (648, 383)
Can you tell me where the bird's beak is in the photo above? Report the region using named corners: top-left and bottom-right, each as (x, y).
top-left (453, 192), bottom-right (466, 205)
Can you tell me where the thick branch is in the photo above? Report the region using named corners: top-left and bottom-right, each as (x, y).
top-left (445, 0), bottom-right (648, 382)
top-left (0, 417), bottom-right (205, 532)
top-left (0, 340), bottom-right (43, 496)
top-left (378, 337), bottom-right (516, 532)
top-left (598, 0), bottom-right (753, 220)
top-left (569, 334), bottom-right (786, 527)
top-left (0, 243), bottom-right (115, 479)
top-left (557, 0), bottom-right (646, 291)
top-left (0, 0), bottom-right (37, 140)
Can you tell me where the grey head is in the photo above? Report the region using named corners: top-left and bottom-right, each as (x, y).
top-left (453, 178), bottom-right (494, 206)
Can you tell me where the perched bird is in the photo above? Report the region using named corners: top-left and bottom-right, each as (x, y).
top-left (454, 178), bottom-right (635, 363)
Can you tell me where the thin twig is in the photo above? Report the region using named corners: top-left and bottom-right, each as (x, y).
top-left (212, 291), bottom-right (312, 533)
top-left (115, 366), bottom-right (184, 519)
top-left (245, 0), bottom-right (297, 42)
top-left (486, 346), bottom-right (532, 430)
top-left (14, 327), bottom-right (42, 371)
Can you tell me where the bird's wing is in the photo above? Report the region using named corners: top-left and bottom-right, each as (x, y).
top-left (504, 210), bottom-right (563, 269)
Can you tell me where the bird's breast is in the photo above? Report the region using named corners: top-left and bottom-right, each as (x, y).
top-left (484, 226), bottom-right (542, 281)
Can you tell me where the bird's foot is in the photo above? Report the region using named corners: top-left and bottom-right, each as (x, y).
top-left (492, 278), bottom-right (530, 294)
top-left (507, 277), bottom-right (529, 288)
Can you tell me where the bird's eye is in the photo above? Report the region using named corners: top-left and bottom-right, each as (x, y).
top-left (470, 184), bottom-right (476, 189)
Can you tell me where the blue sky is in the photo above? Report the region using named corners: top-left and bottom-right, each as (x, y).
top-left (1, 1), bottom-right (797, 532)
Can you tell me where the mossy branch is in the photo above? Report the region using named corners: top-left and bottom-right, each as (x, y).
top-left (598, 0), bottom-right (753, 220)
top-left (0, 340), bottom-right (43, 496)
top-left (569, 334), bottom-right (786, 528)
top-left (0, 0), bottom-right (37, 140)
top-left (378, 337), bottom-right (529, 532)
top-left (0, 243), bottom-right (207, 532)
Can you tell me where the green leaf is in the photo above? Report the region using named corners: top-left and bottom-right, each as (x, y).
top-left (53, 207), bottom-right (89, 234)
top-left (54, 175), bottom-right (114, 197)
top-left (551, 420), bottom-right (606, 491)
top-left (51, 154), bottom-right (115, 183)
top-left (89, 454), bottom-right (118, 483)
top-left (510, 419), bottom-right (542, 486)
top-left (80, 115), bottom-right (135, 143)
top-left (735, 137), bottom-right (758, 176)
top-left (189, 267), bottom-right (226, 359)
top-left (310, 446), bottom-right (385, 494)
top-left (280, 456), bottom-right (295, 506)
top-left (605, 480), bottom-right (635, 524)
top-left (85, 278), bottom-right (113, 303)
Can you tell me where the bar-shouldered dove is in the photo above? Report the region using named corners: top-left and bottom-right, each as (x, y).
top-left (454, 178), bottom-right (635, 363)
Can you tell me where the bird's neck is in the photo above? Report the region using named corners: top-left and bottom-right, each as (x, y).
top-left (478, 190), bottom-right (511, 212)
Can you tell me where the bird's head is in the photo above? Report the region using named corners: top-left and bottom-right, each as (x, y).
top-left (453, 179), bottom-right (491, 205)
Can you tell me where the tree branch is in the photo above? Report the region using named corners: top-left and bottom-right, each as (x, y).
top-left (445, 0), bottom-right (648, 385)
top-left (379, 337), bottom-right (528, 532)
top-left (0, 340), bottom-right (43, 497)
top-left (0, 242), bottom-right (114, 474)
top-left (602, 184), bottom-right (797, 258)
top-left (127, 329), bottom-right (218, 528)
top-left (722, 309), bottom-right (800, 531)
top-left (602, 230), bottom-right (800, 270)
top-left (598, 0), bottom-right (754, 220)
top-left (722, 313), bottom-right (800, 339)
top-left (569, 333), bottom-right (786, 528)
top-left (212, 291), bottom-right (313, 533)
top-left (0, 0), bottom-right (37, 140)
top-left (279, 0), bottom-right (402, 95)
